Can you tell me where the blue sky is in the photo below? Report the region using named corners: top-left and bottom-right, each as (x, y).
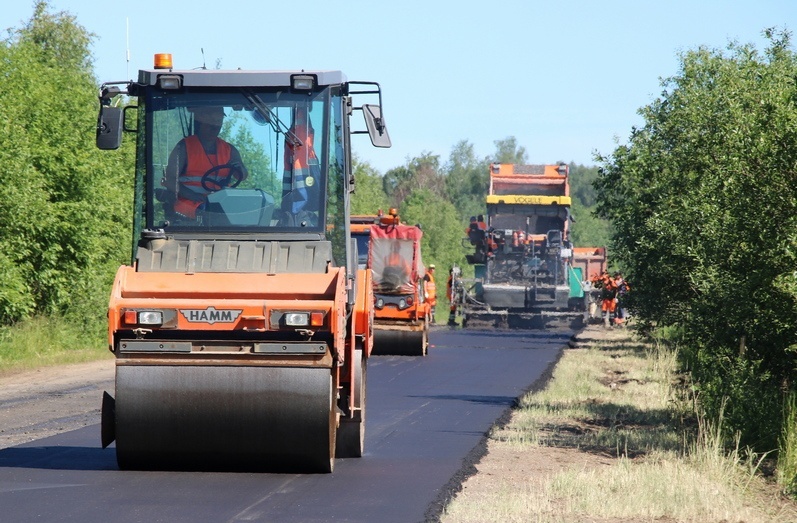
top-left (3, 1), bottom-right (794, 173)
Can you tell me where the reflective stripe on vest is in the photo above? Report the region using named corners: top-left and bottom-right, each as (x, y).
top-left (179, 135), bottom-right (232, 196)
top-left (282, 110), bottom-right (320, 212)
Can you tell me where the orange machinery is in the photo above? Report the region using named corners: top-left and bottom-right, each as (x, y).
top-left (95, 54), bottom-right (391, 471)
top-left (455, 162), bottom-right (604, 329)
top-left (351, 210), bottom-right (430, 355)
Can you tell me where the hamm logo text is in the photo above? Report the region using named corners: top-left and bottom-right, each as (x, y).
top-left (179, 307), bottom-right (242, 325)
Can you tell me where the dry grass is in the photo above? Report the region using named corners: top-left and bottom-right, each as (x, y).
top-left (441, 325), bottom-right (797, 523)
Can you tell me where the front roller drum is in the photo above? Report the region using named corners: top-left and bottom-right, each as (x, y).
top-left (372, 327), bottom-right (427, 356)
top-left (114, 365), bottom-right (335, 472)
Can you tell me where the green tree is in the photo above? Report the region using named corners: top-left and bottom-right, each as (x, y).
top-left (443, 140), bottom-right (490, 219)
top-left (0, 1), bottom-right (133, 327)
top-left (350, 156), bottom-right (391, 214)
top-left (492, 136), bottom-right (528, 164)
top-left (595, 29), bottom-right (797, 451)
top-left (383, 152), bottom-right (443, 206)
top-left (400, 188), bottom-right (468, 294)
top-left (569, 163), bottom-right (612, 248)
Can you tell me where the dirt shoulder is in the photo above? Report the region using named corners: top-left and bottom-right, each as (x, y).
top-left (0, 359), bottom-right (114, 449)
top-left (439, 324), bottom-right (797, 523)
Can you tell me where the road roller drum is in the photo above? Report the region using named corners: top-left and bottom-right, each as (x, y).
top-left (114, 364), bottom-right (335, 472)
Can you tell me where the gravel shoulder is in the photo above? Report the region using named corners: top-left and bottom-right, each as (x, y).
top-left (0, 359), bottom-right (114, 449)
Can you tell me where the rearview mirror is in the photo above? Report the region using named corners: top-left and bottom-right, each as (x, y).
top-left (96, 106), bottom-right (123, 150)
top-left (362, 104), bottom-right (391, 148)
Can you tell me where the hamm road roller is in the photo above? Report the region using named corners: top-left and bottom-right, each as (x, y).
top-left (96, 54), bottom-right (390, 472)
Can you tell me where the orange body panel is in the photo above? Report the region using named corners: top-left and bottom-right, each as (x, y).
top-left (353, 268), bottom-right (374, 357)
top-left (489, 163), bottom-right (570, 197)
top-left (108, 265), bottom-right (348, 360)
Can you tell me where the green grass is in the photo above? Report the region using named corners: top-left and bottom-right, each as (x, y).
top-left (442, 328), bottom-right (797, 522)
top-left (778, 393), bottom-right (797, 496)
top-left (0, 315), bottom-right (111, 375)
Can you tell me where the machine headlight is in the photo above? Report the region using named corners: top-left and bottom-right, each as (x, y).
top-left (124, 309), bottom-right (163, 325)
top-left (137, 311), bottom-right (164, 325)
top-left (398, 298), bottom-right (407, 309)
top-left (157, 74), bottom-right (182, 89)
top-left (291, 74), bottom-right (316, 90)
top-left (376, 298), bottom-right (384, 309)
top-left (284, 312), bottom-right (310, 327)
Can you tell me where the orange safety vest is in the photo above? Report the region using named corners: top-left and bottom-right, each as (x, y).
top-left (174, 136), bottom-right (232, 218)
top-left (283, 109), bottom-right (320, 212)
top-left (386, 252), bottom-right (410, 271)
top-left (424, 271), bottom-right (437, 306)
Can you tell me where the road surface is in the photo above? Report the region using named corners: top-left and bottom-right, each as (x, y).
top-left (0, 327), bottom-right (572, 523)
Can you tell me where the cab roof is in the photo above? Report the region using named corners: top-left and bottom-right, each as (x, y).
top-left (137, 68), bottom-right (347, 88)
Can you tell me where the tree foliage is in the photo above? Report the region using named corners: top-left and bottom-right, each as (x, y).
top-left (595, 29), bottom-right (797, 450)
top-left (568, 163), bottom-right (613, 249)
top-left (443, 140), bottom-right (491, 219)
top-left (0, 1), bottom-right (133, 326)
top-left (350, 156), bottom-right (391, 214)
top-left (400, 188), bottom-right (468, 279)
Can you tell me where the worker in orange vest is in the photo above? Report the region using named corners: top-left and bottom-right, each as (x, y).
top-left (282, 105), bottom-right (321, 221)
top-left (424, 265), bottom-right (437, 322)
top-left (164, 106), bottom-right (248, 219)
top-left (381, 241), bottom-right (411, 291)
top-left (597, 270), bottom-right (618, 328)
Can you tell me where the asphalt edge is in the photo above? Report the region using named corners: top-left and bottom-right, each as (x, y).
top-left (422, 329), bottom-right (573, 523)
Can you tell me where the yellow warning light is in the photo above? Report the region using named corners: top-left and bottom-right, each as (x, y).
top-left (154, 53), bottom-right (173, 69)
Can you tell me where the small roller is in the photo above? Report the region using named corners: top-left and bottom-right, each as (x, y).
top-left (371, 325), bottom-right (427, 356)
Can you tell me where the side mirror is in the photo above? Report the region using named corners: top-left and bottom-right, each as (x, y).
top-left (362, 104), bottom-right (391, 148)
top-left (96, 106), bottom-right (123, 150)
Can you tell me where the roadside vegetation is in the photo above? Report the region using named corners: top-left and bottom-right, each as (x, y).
top-left (442, 326), bottom-right (797, 522)
top-left (594, 29), bottom-right (797, 493)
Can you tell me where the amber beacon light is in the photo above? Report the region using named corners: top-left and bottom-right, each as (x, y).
top-left (153, 53), bottom-right (173, 69)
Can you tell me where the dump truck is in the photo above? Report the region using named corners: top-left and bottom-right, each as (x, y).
top-left (95, 53), bottom-right (391, 472)
top-left (350, 210), bottom-right (430, 355)
top-left (452, 162), bottom-right (601, 329)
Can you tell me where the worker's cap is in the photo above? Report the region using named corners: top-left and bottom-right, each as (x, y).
top-left (190, 106), bottom-right (226, 125)
top-left (429, 264), bottom-right (435, 269)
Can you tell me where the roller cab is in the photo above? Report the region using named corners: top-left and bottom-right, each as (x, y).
top-left (96, 56), bottom-right (390, 471)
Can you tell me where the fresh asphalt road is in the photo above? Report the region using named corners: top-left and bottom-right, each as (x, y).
top-left (0, 327), bottom-right (571, 523)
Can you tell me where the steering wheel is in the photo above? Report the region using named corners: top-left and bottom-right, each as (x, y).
top-left (201, 163), bottom-right (244, 192)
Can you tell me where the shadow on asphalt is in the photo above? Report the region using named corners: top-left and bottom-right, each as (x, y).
top-left (0, 445), bottom-right (117, 471)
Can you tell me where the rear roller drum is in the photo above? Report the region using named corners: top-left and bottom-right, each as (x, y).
top-left (335, 348), bottom-right (366, 458)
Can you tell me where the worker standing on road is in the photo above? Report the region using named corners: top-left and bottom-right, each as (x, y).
top-left (447, 266), bottom-right (459, 326)
top-left (597, 270), bottom-right (617, 328)
top-left (424, 265), bottom-right (437, 323)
